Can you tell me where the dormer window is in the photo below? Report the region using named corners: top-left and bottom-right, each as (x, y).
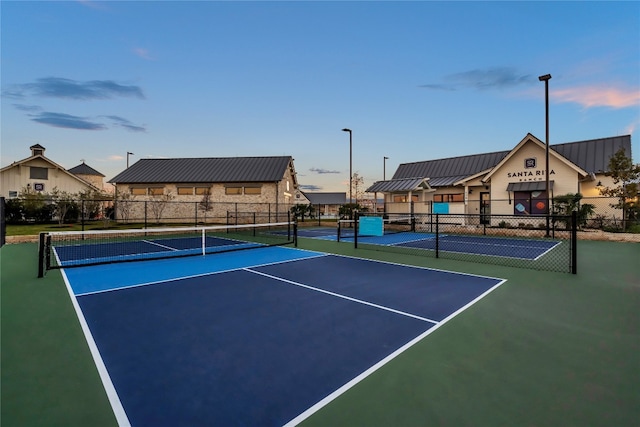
top-left (30, 144), bottom-right (45, 156)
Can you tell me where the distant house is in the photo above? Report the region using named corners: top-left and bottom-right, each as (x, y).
top-left (297, 192), bottom-right (346, 217)
top-left (108, 156), bottom-right (299, 223)
top-left (0, 145), bottom-right (104, 198)
top-left (367, 133), bottom-right (632, 223)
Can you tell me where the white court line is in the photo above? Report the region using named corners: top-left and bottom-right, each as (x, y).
top-left (244, 268), bottom-right (439, 324)
top-left (283, 277), bottom-right (507, 427)
top-left (142, 239), bottom-right (181, 251)
top-left (59, 269), bottom-right (131, 427)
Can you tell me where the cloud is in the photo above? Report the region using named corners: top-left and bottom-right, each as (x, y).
top-left (30, 112), bottom-right (107, 130)
top-left (552, 85), bottom-right (640, 109)
top-left (133, 48), bottom-right (155, 61)
top-left (104, 115), bottom-right (147, 132)
top-left (624, 119), bottom-right (639, 135)
top-left (5, 77), bottom-right (144, 100)
top-left (13, 104), bottom-right (42, 112)
top-left (420, 67), bottom-right (531, 91)
top-left (310, 167), bottom-right (340, 174)
top-left (299, 184), bottom-right (322, 191)
top-left (27, 111), bottom-right (146, 132)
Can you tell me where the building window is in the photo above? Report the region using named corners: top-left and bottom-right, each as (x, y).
top-left (244, 186), bottom-right (262, 195)
top-left (131, 187), bottom-right (146, 195)
top-left (513, 191), bottom-right (548, 215)
top-left (195, 187), bottom-right (210, 195)
top-left (392, 194), bottom-right (419, 203)
top-left (177, 187), bottom-right (193, 195)
top-left (433, 193), bottom-right (464, 203)
top-left (148, 187), bottom-right (164, 196)
top-left (225, 186), bottom-right (243, 195)
top-left (8, 191), bottom-right (18, 198)
top-left (30, 167), bottom-right (48, 180)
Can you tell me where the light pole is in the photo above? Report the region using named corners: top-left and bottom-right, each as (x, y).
top-left (383, 156), bottom-right (389, 181)
top-left (538, 73), bottom-right (551, 236)
top-left (342, 128), bottom-right (352, 204)
top-left (127, 152), bottom-right (134, 168)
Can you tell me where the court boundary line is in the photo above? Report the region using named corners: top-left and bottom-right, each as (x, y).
top-left (245, 268), bottom-right (440, 324)
top-left (59, 269), bottom-right (131, 427)
top-left (284, 276), bottom-right (508, 426)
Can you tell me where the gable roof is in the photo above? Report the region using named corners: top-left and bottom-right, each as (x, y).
top-left (108, 156), bottom-right (295, 184)
top-left (552, 135), bottom-right (631, 174)
top-left (0, 154), bottom-right (102, 191)
top-left (483, 133), bottom-right (588, 181)
top-left (302, 192), bottom-right (346, 205)
top-left (392, 134), bottom-right (632, 187)
top-left (393, 151), bottom-right (510, 186)
top-left (367, 177), bottom-right (432, 193)
top-left (67, 162), bottom-right (105, 177)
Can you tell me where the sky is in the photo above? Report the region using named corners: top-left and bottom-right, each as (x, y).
top-left (2, 1), bottom-right (639, 194)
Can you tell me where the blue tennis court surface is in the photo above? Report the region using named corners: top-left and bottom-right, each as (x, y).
top-left (325, 230), bottom-right (560, 260)
top-left (62, 246), bottom-right (505, 426)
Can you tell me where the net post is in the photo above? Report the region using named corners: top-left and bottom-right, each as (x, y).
top-left (37, 232), bottom-right (46, 278)
top-left (337, 220), bottom-right (342, 242)
top-left (354, 211), bottom-right (359, 249)
top-left (294, 221), bottom-right (298, 247)
top-left (201, 228), bottom-right (206, 256)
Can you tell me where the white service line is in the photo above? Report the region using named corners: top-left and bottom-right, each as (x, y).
top-left (244, 268), bottom-right (439, 325)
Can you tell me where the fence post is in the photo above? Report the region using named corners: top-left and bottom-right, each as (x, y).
top-left (571, 211), bottom-right (577, 274)
top-left (435, 214), bottom-right (440, 258)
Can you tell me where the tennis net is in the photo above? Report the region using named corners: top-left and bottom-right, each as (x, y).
top-left (38, 221), bottom-right (296, 275)
top-left (337, 215), bottom-right (416, 241)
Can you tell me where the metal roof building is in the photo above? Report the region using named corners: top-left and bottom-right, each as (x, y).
top-left (109, 156), bottom-right (294, 184)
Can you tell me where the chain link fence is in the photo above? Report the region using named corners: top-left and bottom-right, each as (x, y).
top-left (4, 197), bottom-right (297, 229)
top-left (350, 212), bottom-right (577, 273)
top-left (382, 196), bottom-right (639, 232)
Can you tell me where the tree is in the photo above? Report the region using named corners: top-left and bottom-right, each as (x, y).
top-left (552, 193), bottom-right (595, 229)
top-left (350, 172), bottom-right (365, 204)
top-left (148, 191), bottom-right (175, 223)
top-left (78, 188), bottom-right (112, 221)
top-left (116, 190), bottom-right (135, 223)
top-left (598, 148), bottom-right (640, 230)
top-left (290, 204), bottom-right (315, 222)
top-left (19, 186), bottom-right (49, 222)
top-left (49, 187), bottom-right (78, 225)
top-left (198, 190), bottom-right (213, 223)
top-left (338, 203), bottom-right (369, 220)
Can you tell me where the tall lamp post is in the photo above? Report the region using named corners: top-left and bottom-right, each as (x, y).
top-left (383, 156), bottom-right (389, 180)
top-left (127, 151), bottom-right (134, 168)
top-left (342, 128), bottom-right (352, 204)
top-left (538, 74), bottom-right (551, 236)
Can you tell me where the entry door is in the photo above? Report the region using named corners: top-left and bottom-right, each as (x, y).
top-left (480, 192), bottom-right (490, 224)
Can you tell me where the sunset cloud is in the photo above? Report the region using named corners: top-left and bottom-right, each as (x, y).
top-left (552, 85), bottom-right (640, 109)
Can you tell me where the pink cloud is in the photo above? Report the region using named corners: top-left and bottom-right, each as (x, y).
top-left (552, 85), bottom-right (640, 109)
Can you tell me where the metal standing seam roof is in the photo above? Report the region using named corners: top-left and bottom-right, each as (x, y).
top-left (108, 156), bottom-right (293, 183)
top-left (366, 177), bottom-right (430, 193)
top-left (390, 135), bottom-right (632, 186)
top-left (67, 162), bottom-right (105, 177)
top-left (302, 192), bottom-right (347, 205)
top-left (393, 151), bottom-right (510, 182)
